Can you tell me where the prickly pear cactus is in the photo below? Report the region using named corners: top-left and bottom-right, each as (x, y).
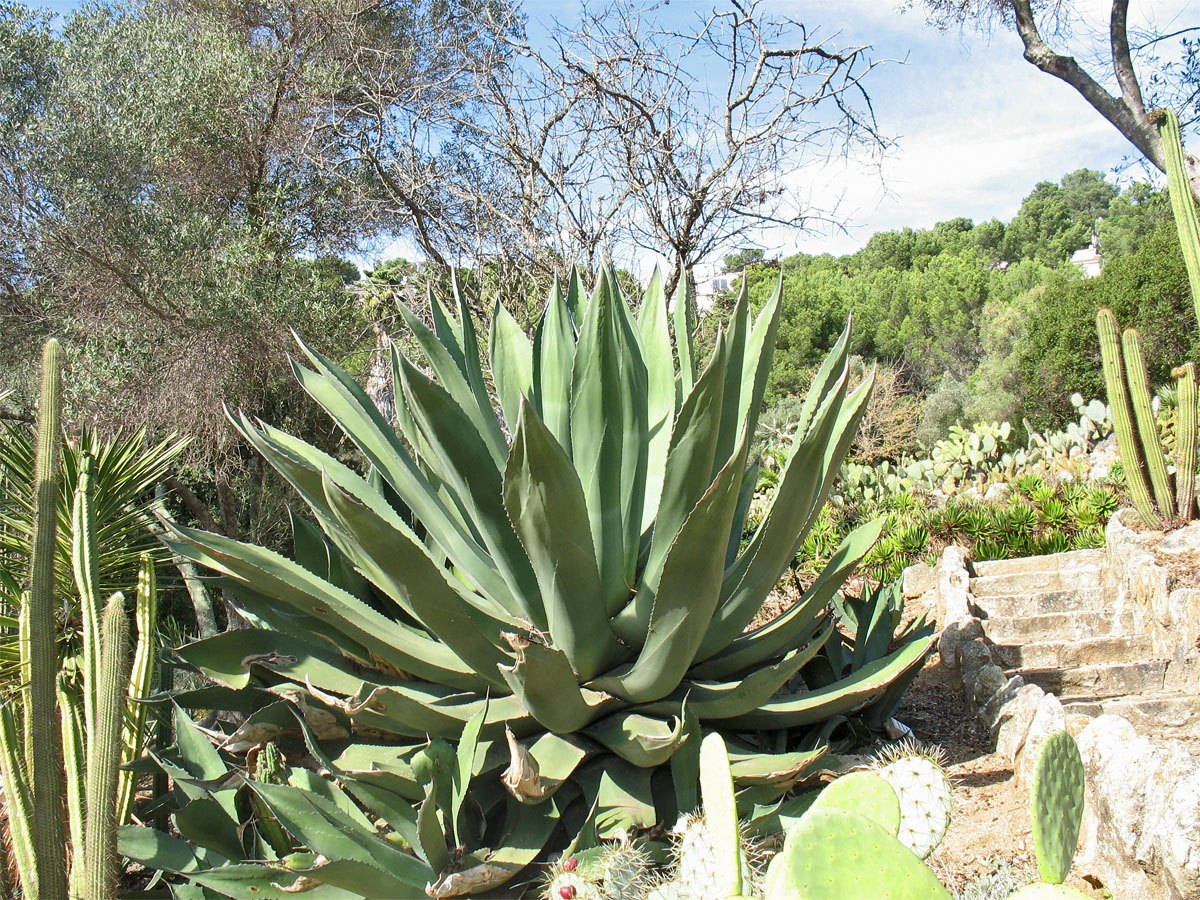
top-left (808, 771), bottom-right (901, 837)
top-left (763, 806), bottom-right (951, 900)
top-left (1029, 730), bottom-right (1085, 885)
top-left (873, 741), bottom-right (952, 860)
top-left (543, 842), bottom-right (654, 900)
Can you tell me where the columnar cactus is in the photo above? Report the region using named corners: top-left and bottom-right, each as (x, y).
top-left (1173, 363), bottom-right (1197, 519)
top-left (1097, 310), bottom-right (1169, 526)
top-left (1156, 108), bottom-right (1200, 318)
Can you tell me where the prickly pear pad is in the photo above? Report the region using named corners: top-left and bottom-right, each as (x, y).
top-left (1030, 730), bottom-right (1084, 885)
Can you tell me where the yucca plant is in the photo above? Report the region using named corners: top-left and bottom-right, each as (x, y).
top-left (148, 267), bottom-right (933, 896)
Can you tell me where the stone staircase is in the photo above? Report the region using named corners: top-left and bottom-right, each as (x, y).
top-left (967, 549), bottom-right (1196, 742)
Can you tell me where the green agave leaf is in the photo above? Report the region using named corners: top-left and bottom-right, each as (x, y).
top-left (706, 371), bottom-right (871, 655)
top-left (794, 317), bottom-right (852, 440)
top-left (489, 300), bottom-right (535, 433)
top-left (672, 276), bottom-right (697, 399)
top-left (581, 710), bottom-right (687, 767)
top-left (238, 415), bottom-right (520, 624)
top-left (173, 797), bottom-right (244, 863)
top-left (417, 759), bottom-right (450, 872)
top-left (117, 824), bottom-right (230, 876)
top-left (725, 743), bottom-right (828, 788)
top-left (247, 780), bottom-right (433, 887)
top-left (575, 758), bottom-right (658, 838)
top-left (571, 265), bottom-right (649, 614)
top-left (167, 524), bottom-right (488, 692)
top-left (712, 283), bottom-right (751, 480)
top-left (498, 636), bottom-right (620, 734)
top-left (725, 636), bottom-right (934, 729)
top-left (318, 470), bottom-right (513, 689)
top-left (618, 331), bottom-right (727, 634)
top-left (397, 303), bottom-right (507, 467)
top-left (638, 620), bottom-right (834, 721)
top-left (695, 517), bottom-right (884, 678)
top-left (175, 627), bottom-right (373, 700)
top-left (448, 271), bottom-right (496, 435)
top-left (330, 683), bottom-right (530, 741)
top-left (737, 274), bottom-right (784, 447)
top-left (597, 430), bottom-right (749, 703)
top-left (396, 354), bottom-right (545, 630)
top-left (288, 338), bottom-right (517, 614)
top-left (503, 399), bottom-right (625, 681)
top-left (452, 699), bottom-right (488, 848)
top-left (638, 266), bottom-right (676, 533)
top-left (531, 276), bottom-right (576, 450)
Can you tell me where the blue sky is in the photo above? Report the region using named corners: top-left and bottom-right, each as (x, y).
top-left (33, 0), bottom-right (1200, 265)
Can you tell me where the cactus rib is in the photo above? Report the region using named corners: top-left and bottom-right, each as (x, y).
top-left (1155, 108), bottom-right (1200, 322)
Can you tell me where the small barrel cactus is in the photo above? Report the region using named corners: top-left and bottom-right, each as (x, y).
top-left (543, 841), bottom-right (655, 900)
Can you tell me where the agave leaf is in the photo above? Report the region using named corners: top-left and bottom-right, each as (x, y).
top-left (173, 797), bottom-right (244, 863)
top-left (168, 525), bottom-right (488, 691)
top-left (248, 780), bottom-right (434, 887)
top-left (638, 266), bottom-right (675, 532)
top-left (327, 683), bottom-right (529, 741)
top-left (448, 271), bottom-right (496, 433)
top-left (429, 282), bottom-right (466, 373)
top-left (596, 431), bottom-right (749, 703)
top-left (117, 824), bottom-right (231, 875)
top-left (239, 415), bottom-right (520, 624)
top-left (174, 626), bottom-right (369, 696)
top-left (397, 303), bottom-right (507, 467)
top-left (452, 700), bottom-right (488, 848)
top-left (564, 265), bottom-right (586, 328)
top-left (640, 621), bottom-right (834, 720)
top-left (489, 300), bottom-right (535, 434)
top-left (498, 635), bottom-right (619, 733)
top-left (318, 470), bottom-right (513, 689)
top-left (289, 339), bottom-right (518, 612)
top-left (619, 331), bottom-right (727, 633)
top-left (737, 274), bottom-right (784, 445)
top-left (503, 399), bottom-right (624, 680)
top-left (671, 700), bottom-right (703, 813)
top-left (713, 283), bottom-right (751, 479)
top-left (725, 743), bottom-right (827, 787)
top-left (570, 266), bottom-right (649, 612)
top-left (794, 317), bottom-right (852, 440)
top-left (695, 518), bottom-right (884, 677)
top-left (705, 372), bottom-right (871, 656)
top-left (396, 354), bottom-right (545, 630)
top-left (418, 762), bottom-right (450, 872)
top-left (531, 277), bottom-right (576, 450)
top-left (581, 710), bottom-right (687, 767)
top-left (576, 758), bottom-right (658, 837)
top-left (725, 636), bottom-right (934, 729)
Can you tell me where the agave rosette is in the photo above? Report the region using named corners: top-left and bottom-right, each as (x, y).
top-left (163, 266), bottom-right (932, 894)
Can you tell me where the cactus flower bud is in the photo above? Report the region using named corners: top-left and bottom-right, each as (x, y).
top-left (558, 886), bottom-right (576, 899)
top-left (563, 857), bottom-right (578, 872)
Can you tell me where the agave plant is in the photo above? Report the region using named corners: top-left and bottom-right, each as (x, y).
top-left (153, 267), bottom-right (932, 895)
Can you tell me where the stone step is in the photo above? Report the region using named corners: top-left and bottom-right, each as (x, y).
top-left (971, 587), bottom-right (1108, 618)
top-left (969, 549), bottom-right (1106, 580)
top-left (983, 610), bottom-right (1118, 643)
top-left (1013, 660), bottom-right (1168, 698)
top-left (969, 565), bottom-right (1105, 598)
top-left (1062, 692), bottom-right (1200, 737)
top-left (991, 635), bottom-right (1154, 670)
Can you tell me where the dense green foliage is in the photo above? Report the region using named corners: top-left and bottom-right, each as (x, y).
top-left (732, 169), bottom-right (1195, 449)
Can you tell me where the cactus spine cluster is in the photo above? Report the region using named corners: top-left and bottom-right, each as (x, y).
top-left (0, 339), bottom-right (155, 899)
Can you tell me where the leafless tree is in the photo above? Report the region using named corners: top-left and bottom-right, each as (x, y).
top-left (444, 0), bottom-right (890, 296)
top-left (919, 0), bottom-right (1200, 202)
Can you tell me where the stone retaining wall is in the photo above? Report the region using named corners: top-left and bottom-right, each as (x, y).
top-left (911, 540), bottom-right (1200, 899)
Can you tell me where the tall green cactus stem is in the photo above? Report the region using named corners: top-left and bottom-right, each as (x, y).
top-left (1172, 363), bottom-right (1197, 519)
top-left (85, 592), bottom-right (131, 900)
top-left (60, 676), bottom-right (87, 898)
top-left (1097, 309), bottom-right (1161, 526)
top-left (73, 454), bottom-right (103, 745)
top-left (116, 554), bottom-right (157, 825)
top-left (25, 337), bottom-right (69, 900)
top-left (0, 703), bottom-right (36, 894)
top-left (1155, 108), bottom-right (1200, 322)
top-left (1029, 730), bottom-right (1084, 885)
top-left (1121, 328), bottom-right (1175, 517)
